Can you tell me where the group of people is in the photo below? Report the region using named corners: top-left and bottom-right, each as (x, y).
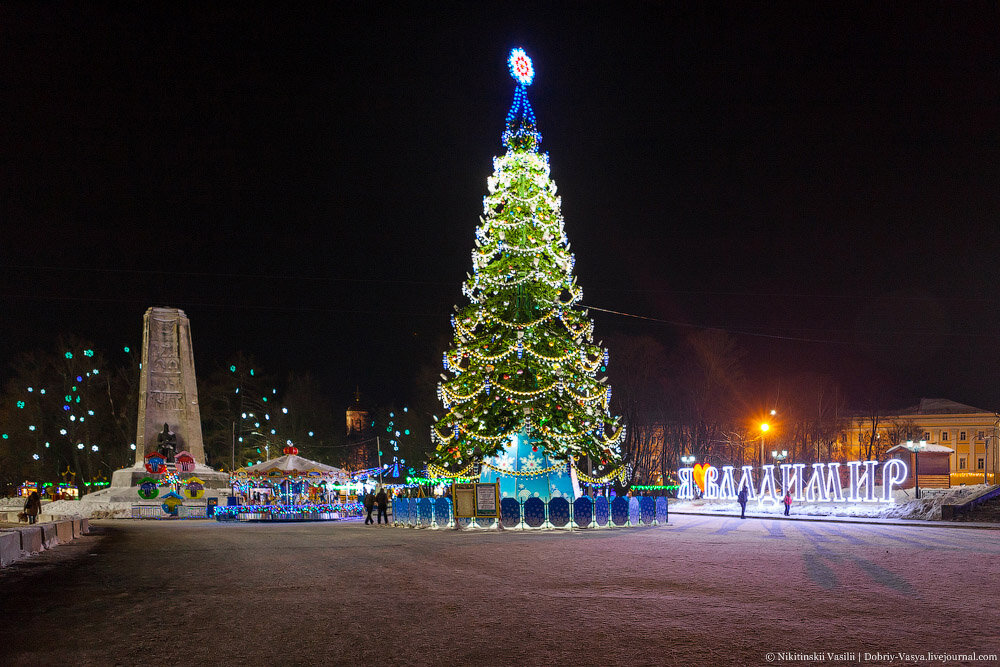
top-left (736, 487), bottom-right (793, 519)
top-left (362, 487), bottom-right (389, 525)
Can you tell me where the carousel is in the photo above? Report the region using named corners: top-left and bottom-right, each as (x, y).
top-left (219, 447), bottom-right (363, 522)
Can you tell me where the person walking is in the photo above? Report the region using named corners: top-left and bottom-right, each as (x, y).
top-left (363, 490), bottom-right (375, 525)
top-left (737, 486), bottom-right (748, 520)
top-left (24, 491), bottom-right (41, 525)
top-left (783, 490), bottom-right (792, 516)
top-left (375, 486), bottom-right (389, 525)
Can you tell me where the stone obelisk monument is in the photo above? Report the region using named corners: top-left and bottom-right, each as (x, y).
top-left (109, 306), bottom-right (226, 490)
top-left (133, 306), bottom-right (204, 464)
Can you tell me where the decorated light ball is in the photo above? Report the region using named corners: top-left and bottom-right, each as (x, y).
top-left (508, 48), bottom-right (534, 86)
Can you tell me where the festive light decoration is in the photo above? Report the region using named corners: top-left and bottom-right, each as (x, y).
top-left (214, 502), bottom-right (363, 519)
top-left (508, 48), bottom-right (534, 85)
top-left (678, 460), bottom-right (908, 504)
top-left (846, 460), bottom-right (879, 503)
top-left (631, 484), bottom-right (680, 491)
top-left (407, 475), bottom-right (475, 486)
top-left (428, 48), bottom-right (625, 476)
top-left (779, 463), bottom-right (806, 502)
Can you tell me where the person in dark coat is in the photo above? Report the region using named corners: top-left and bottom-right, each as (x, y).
top-left (737, 486), bottom-right (748, 520)
top-left (24, 491), bottom-right (42, 525)
top-left (375, 486), bottom-right (389, 525)
top-left (783, 491), bottom-right (792, 516)
top-left (363, 491), bottom-right (375, 525)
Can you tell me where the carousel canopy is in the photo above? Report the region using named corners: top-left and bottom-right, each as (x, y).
top-left (235, 454), bottom-right (348, 483)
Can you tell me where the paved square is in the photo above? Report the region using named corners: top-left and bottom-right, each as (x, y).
top-left (2, 516), bottom-right (998, 665)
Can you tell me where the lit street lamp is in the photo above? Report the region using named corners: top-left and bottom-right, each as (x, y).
top-left (903, 440), bottom-right (927, 499)
top-left (760, 423), bottom-right (770, 467)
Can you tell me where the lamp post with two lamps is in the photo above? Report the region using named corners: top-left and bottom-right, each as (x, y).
top-left (903, 440), bottom-right (927, 499)
top-left (681, 455), bottom-right (696, 497)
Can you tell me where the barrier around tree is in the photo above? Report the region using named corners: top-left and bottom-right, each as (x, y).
top-left (392, 495), bottom-right (670, 530)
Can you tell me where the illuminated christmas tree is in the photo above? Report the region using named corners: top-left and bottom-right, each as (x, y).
top-left (430, 49), bottom-right (625, 497)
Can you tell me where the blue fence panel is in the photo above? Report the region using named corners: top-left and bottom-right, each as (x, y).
top-left (548, 497), bottom-right (570, 527)
top-left (655, 496), bottom-right (668, 524)
top-left (573, 497), bottom-right (593, 528)
top-left (434, 498), bottom-right (452, 527)
top-left (408, 498), bottom-right (419, 526)
top-left (611, 497), bottom-right (630, 526)
top-left (500, 498), bottom-right (521, 528)
top-left (595, 496), bottom-right (610, 526)
top-left (628, 497), bottom-right (641, 525)
top-left (639, 496), bottom-right (655, 525)
top-left (394, 498), bottom-right (408, 526)
top-left (523, 497), bottom-right (545, 527)
top-left (417, 498), bottom-right (434, 527)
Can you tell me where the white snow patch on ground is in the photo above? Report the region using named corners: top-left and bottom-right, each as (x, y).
top-left (671, 484), bottom-right (993, 520)
top-left (37, 499), bottom-right (134, 519)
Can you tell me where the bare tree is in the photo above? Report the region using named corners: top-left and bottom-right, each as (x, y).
top-left (662, 329), bottom-right (747, 469)
top-left (780, 373), bottom-right (849, 463)
top-left (606, 333), bottom-right (670, 487)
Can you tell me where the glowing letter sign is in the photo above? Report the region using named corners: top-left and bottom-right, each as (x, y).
top-left (676, 459), bottom-right (907, 504)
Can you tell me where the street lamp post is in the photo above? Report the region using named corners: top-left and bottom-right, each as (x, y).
top-left (904, 440), bottom-right (927, 499)
top-left (681, 455), bottom-right (696, 497)
top-left (760, 423), bottom-right (770, 467)
top-left (772, 450), bottom-right (788, 496)
top-left (984, 436), bottom-right (990, 486)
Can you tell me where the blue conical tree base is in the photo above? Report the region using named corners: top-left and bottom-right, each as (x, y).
top-left (480, 432), bottom-right (576, 502)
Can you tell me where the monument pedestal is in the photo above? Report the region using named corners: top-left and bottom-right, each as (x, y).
top-left (110, 463), bottom-right (230, 490)
top-left (77, 464), bottom-right (231, 508)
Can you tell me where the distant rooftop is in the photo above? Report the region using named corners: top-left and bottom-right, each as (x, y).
top-left (886, 443), bottom-right (955, 454)
top-left (895, 398), bottom-right (992, 416)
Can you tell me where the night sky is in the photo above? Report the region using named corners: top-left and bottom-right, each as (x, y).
top-left (3, 3), bottom-right (999, 411)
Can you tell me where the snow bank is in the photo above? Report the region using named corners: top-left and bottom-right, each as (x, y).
top-left (671, 484), bottom-right (993, 520)
top-left (42, 499), bottom-right (134, 519)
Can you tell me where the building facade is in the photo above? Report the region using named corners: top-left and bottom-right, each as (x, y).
top-left (846, 398), bottom-right (998, 485)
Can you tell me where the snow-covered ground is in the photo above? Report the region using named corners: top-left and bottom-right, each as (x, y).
top-left (2, 517), bottom-right (998, 665)
top-left (671, 484), bottom-right (994, 520)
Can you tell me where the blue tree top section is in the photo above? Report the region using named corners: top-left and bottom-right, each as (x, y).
top-left (502, 48), bottom-right (541, 152)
